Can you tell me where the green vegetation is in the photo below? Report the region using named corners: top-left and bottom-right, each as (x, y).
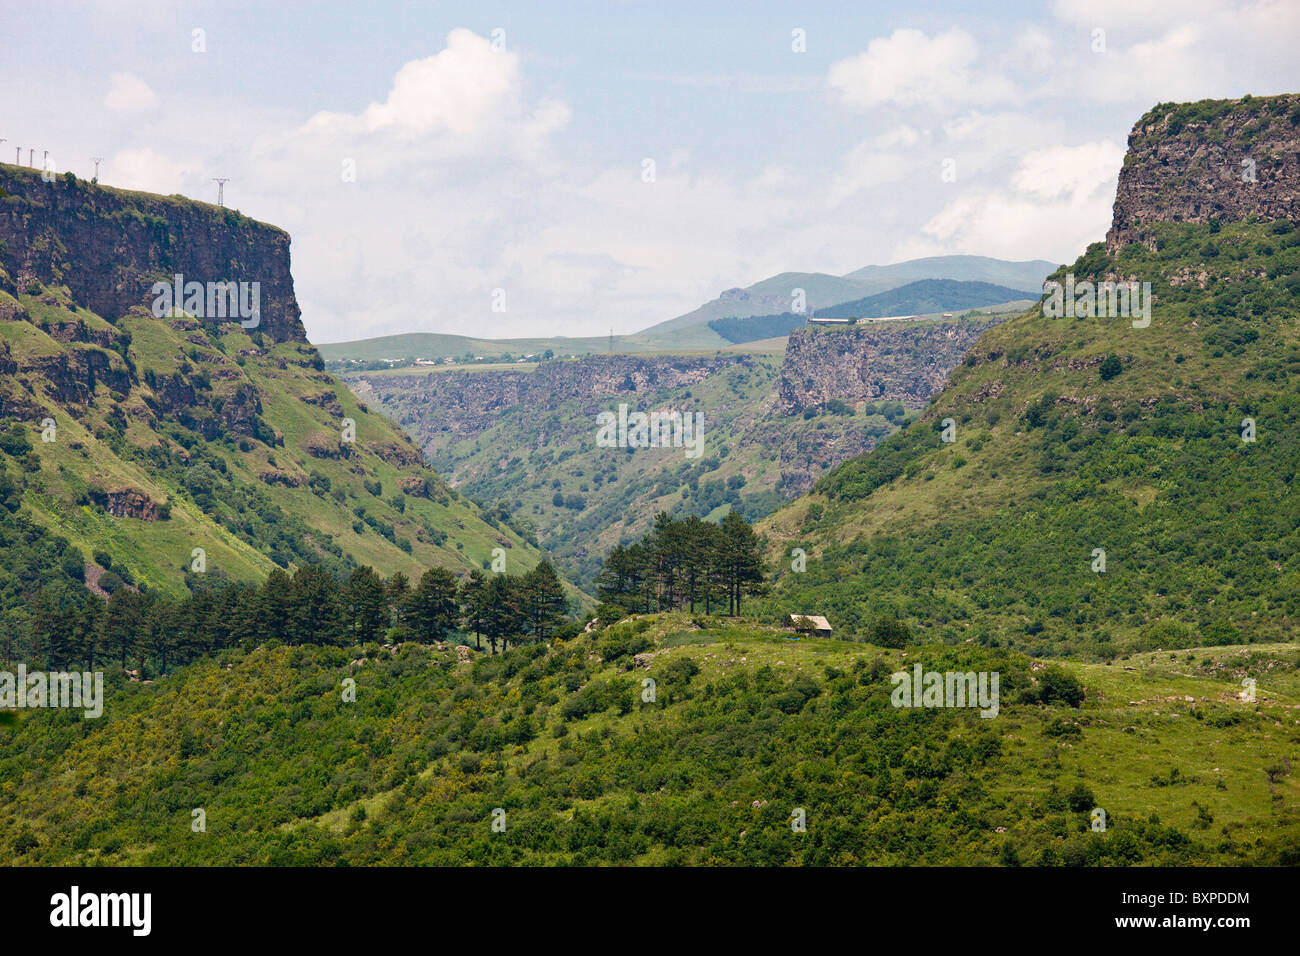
top-left (762, 220), bottom-right (1300, 657)
top-left (355, 355), bottom-right (807, 589)
top-left (596, 511), bottom-right (768, 617)
top-left (0, 273), bottom-right (547, 621)
top-left (709, 311), bottom-right (807, 344)
top-left (3, 614), bottom-right (1295, 865)
top-left (4, 557), bottom-right (571, 672)
top-left (814, 279), bottom-right (1036, 320)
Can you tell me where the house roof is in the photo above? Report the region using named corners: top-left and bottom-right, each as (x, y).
top-left (787, 614), bottom-right (832, 630)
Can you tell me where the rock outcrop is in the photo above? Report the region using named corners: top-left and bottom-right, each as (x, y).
top-left (1108, 94), bottom-right (1300, 251)
top-left (0, 164), bottom-right (306, 343)
top-left (776, 318), bottom-right (1003, 414)
top-left (89, 486), bottom-right (164, 521)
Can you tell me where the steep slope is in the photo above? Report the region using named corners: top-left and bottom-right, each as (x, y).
top-left (0, 163), bottom-right (545, 603)
top-left (760, 94), bottom-right (1300, 657)
top-left (1108, 94), bottom-right (1300, 250)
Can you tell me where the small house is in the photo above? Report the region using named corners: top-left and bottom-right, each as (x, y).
top-left (785, 614), bottom-right (833, 636)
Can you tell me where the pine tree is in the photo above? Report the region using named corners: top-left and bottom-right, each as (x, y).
top-left (346, 566), bottom-right (389, 644)
top-left (257, 567), bottom-right (294, 644)
top-left (519, 561), bottom-right (568, 641)
top-left (387, 571), bottom-right (411, 630)
top-left (409, 567), bottom-right (459, 643)
top-left (484, 573), bottom-right (524, 653)
top-left (101, 589), bottom-right (147, 669)
top-left (717, 511), bottom-right (767, 616)
top-left (290, 565), bottom-right (343, 646)
top-left (459, 569), bottom-right (490, 651)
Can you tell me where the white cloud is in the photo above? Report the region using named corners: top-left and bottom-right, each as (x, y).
top-left (873, 126), bottom-right (925, 149)
top-left (1046, 1), bottom-right (1300, 103)
top-left (913, 140), bottom-right (1121, 263)
top-left (827, 29), bottom-right (1015, 110)
top-left (104, 72), bottom-right (157, 112)
top-left (108, 148), bottom-right (197, 194)
top-left (828, 144), bottom-right (911, 205)
top-left (1012, 141), bottom-right (1124, 201)
top-left (299, 29), bottom-right (519, 140)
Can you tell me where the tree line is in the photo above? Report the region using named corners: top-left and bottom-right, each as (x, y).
top-left (595, 511), bottom-right (767, 616)
top-left (6, 508), bottom-right (773, 674)
top-left (11, 560), bottom-right (571, 674)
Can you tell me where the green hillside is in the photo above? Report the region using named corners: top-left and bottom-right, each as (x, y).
top-left (4, 612), bottom-right (1296, 865)
top-left (0, 166), bottom-right (549, 619)
top-left (760, 219), bottom-right (1300, 658)
top-left (354, 354), bottom-right (812, 587)
top-left (814, 279), bottom-right (1036, 319)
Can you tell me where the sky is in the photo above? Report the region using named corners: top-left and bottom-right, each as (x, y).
top-left (4, 0), bottom-right (1299, 343)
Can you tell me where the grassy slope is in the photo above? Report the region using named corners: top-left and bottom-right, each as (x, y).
top-left (759, 220), bottom-right (1300, 657)
top-left (0, 280), bottom-right (544, 595)
top-left (2, 613), bottom-right (1295, 865)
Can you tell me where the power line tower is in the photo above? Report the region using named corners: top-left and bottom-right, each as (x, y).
top-left (27, 148), bottom-right (34, 167)
top-left (91, 157), bottom-right (103, 184)
top-left (212, 178), bottom-right (230, 207)
top-left (609, 327), bottom-right (613, 352)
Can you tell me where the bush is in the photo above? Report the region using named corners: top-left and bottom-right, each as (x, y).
top-left (1036, 666), bottom-right (1085, 707)
top-left (868, 616), bottom-right (910, 648)
top-left (0, 425), bottom-right (32, 457)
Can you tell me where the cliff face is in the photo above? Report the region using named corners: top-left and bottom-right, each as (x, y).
top-left (0, 164), bottom-right (305, 343)
top-left (0, 164), bottom-right (544, 594)
top-left (1108, 94), bottom-right (1300, 251)
top-left (352, 354), bottom-right (753, 442)
top-left (776, 318), bottom-right (1003, 414)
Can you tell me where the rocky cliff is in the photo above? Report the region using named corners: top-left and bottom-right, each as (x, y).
top-left (0, 163), bottom-right (305, 343)
top-left (351, 354), bottom-right (754, 444)
top-left (1107, 93), bottom-right (1300, 251)
top-left (776, 317), bottom-right (1003, 414)
top-left (0, 163), bottom-right (545, 594)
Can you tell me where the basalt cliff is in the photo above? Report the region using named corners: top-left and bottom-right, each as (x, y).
top-left (1108, 93), bottom-right (1300, 251)
top-left (0, 163), bottom-right (545, 598)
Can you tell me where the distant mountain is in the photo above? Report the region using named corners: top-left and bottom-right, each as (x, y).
top-left (635, 255), bottom-right (1056, 346)
top-left (814, 279), bottom-right (1037, 320)
top-left (320, 256), bottom-right (1057, 359)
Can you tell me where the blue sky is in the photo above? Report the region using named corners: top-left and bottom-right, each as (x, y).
top-left (4, 1), bottom-right (1299, 341)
